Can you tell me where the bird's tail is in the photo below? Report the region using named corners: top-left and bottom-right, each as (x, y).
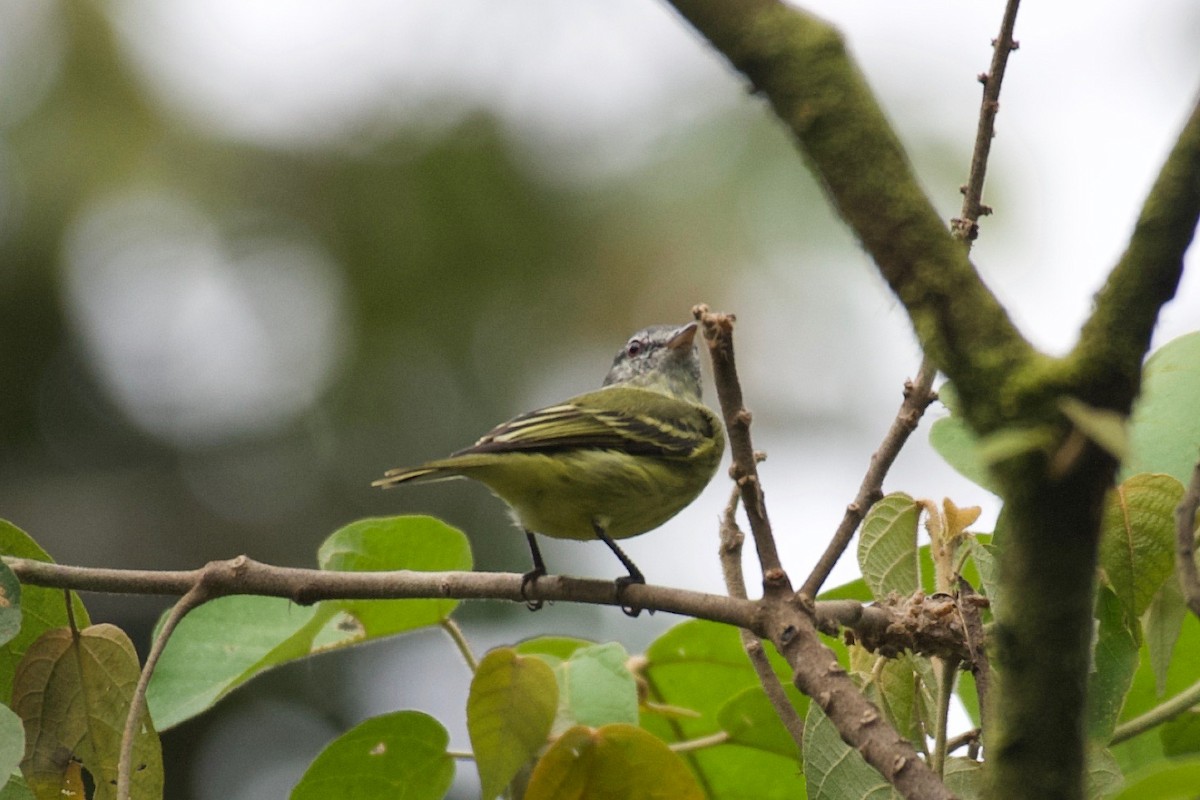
top-left (371, 465), bottom-right (453, 489)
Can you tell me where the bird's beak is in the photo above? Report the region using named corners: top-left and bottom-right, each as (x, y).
top-left (667, 322), bottom-right (698, 350)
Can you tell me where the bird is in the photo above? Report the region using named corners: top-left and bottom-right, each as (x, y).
top-left (373, 321), bottom-right (726, 615)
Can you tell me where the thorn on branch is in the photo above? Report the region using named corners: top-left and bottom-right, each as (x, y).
top-left (977, 72), bottom-right (989, 85)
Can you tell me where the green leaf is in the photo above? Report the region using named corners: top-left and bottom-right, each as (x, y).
top-left (963, 537), bottom-right (1001, 616)
top-left (716, 684), bottom-right (806, 761)
top-left (640, 619), bottom-right (808, 799)
top-left (317, 515), bottom-right (472, 636)
top-left (12, 624), bottom-right (162, 800)
top-left (803, 702), bottom-right (899, 800)
top-left (0, 563), bottom-right (20, 648)
top-left (0, 704), bottom-right (24, 788)
top-left (0, 775), bottom-right (34, 800)
top-left (857, 493), bottom-right (921, 600)
top-left (975, 426), bottom-right (1056, 466)
top-left (1125, 331), bottom-right (1200, 483)
top-left (468, 648), bottom-right (558, 800)
top-left (848, 647), bottom-right (935, 745)
top-left (1161, 712), bottom-right (1200, 758)
top-left (1143, 571), bottom-right (1188, 695)
top-left (1111, 611), bottom-right (1200, 771)
top-left (1099, 475), bottom-right (1183, 621)
top-left (1111, 754), bottom-right (1200, 800)
top-left (1059, 397), bottom-right (1130, 462)
top-left (147, 596), bottom-right (323, 730)
top-left (525, 724), bottom-right (704, 800)
top-left (552, 643), bottom-right (638, 735)
top-left (0, 520), bottom-right (90, 704)
top-left (943, 757), bottom-right (983, 800)
top-left (928, 383), bottom-right (1001, 495)
top-left (514, 636), bottom-right (593, 666)
top-left (149, 515), bottom-right (471, 730)
top-left (1089, 745), bottom-right (1125, 799)
top-left (1089, 587), bottom-right (1141, 742)
top-left (291, 711), bottom-right (453, 800)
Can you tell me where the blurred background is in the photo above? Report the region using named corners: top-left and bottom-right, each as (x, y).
top-left (1, 0), bottom-right (1198, 796)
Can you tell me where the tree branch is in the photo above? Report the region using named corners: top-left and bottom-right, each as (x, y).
top-left (668, 1), bottom-right (1035, 432)
top-left (692, 305), bottom-right (954, 798)
top-left (117, 583), bottom-right (210, 800)
top-left (694, 304), bottom-right (790, 594)
top-left (3, 556), bottom-right (971, 665)
top-left (1072, 93), bottom-right (1200, 404)
top-left (951, 0), bottom-right (1022, 243)
top-left (1176, 458), bottom-right (1200, 618)
top-left (718, 486), bottom-right (806, 750)
top-left (800, 359), bottom-right (938, 599)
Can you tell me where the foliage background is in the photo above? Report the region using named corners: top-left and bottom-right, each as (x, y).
top-left (1, 1), bottom-right (1198, 797)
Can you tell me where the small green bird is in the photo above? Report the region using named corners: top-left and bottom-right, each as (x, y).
top-left (374, 321), bottom-right (726, 614)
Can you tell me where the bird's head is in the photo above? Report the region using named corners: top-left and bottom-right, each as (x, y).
top-left (602, 322), bottom-right (704, 402)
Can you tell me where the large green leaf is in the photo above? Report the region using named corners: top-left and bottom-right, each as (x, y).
top-left (316, 515), bottom-right (472, 635)
top-left (803, 702), bottom-right (899, 800)
top-left (0, 521), bottom-right (90, 704)
top-left (525, 724), bottom-right (704, 800)
top-left (640, 619), bottom-right (808, 799)
top-left (1098, 475), bottom-right (1183, 622)
top-left (1143, 571), bottom-right (1188, 696)
top-left (148, 515), bottom-right (470, 730)
top-left (1088, 588), bottom-right (1140, 742)
top-left (291, 711), bottom-right (454, 800)
top-left (1111, 755), bottom-right (1200, 800)
top-left (0, 563), bottom-right (20, 648)
top-left (1110, 612), bottom-right (1200, 772)
top-left (552, 643), bottom-right (638, 734)
top-left (928, 383), bottom-right (1001, 495)
top-left (0, 705), bottom-right (23, 792)
top-left (1124, 331), bottom-right (1200, 483)
top-left (849, 647), bottom-right (935, 746)
top-left (857, 493), bottom-right (921, 600)
top-left (12, 624), bottom-right (162, 800)
top-left (0, 774), bottom-right (34, 800)
top-left (467, 648), bottom-right (558, 800)
top-left (715, 684), bottom-right (806, 761)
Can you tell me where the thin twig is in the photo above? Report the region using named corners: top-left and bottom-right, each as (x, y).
top-left (945, 728), bottom-right (981, 755)
top-left (117, 582), bottom-right (211, 800)
top-left (4, 557), bottom-right (974, 663)
top-left (1175, 458), bottom-right (1200, 618)
top-left (692, 307), bottom-right (954, 800)
top-left (957, 577), bottom-right (991, 733)
top-left (1110, 675), bottom-right (1200, 745)
top-left (951, 0), bottom-right (1023, 243)
top-left (4, 556), bottom-right (760, 631)
top-left (800, 358), bottom-right (938, 599)
top-left (719, 487), bottom-right (806, 751)
top-left (441, 618), bottom-right (479, 672)
top-left (669, 731), bottom-right (732, 753)
top-left (694, 305), bottom-right (791, 595)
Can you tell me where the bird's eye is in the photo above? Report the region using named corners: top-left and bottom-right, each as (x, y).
top-left (626, 339), bottom-right (645, 357)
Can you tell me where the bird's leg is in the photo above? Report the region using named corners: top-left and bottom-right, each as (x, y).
top-left (521, 530), bottom-right (547, 611)
top-left (592, 522), bottom-right (646, 618)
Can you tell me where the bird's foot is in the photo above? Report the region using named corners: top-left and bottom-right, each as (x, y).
top-left (615, 574), bottom-right (648, 618)
top-left (521, 567), bottom-right (546, 611)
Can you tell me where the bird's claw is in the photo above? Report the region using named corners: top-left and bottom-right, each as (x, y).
top-left (521, 568), bottom-right (545, 611)
top-left (615, 574), bottom-right (648, 618)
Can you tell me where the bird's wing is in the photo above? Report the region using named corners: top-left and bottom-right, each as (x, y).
top-left (454, 387), bottom-right (716, 458)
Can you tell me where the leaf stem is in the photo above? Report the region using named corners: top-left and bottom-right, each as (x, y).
top-left (440, 618), bottom-right (479, 672)
top-left (1110, 677), bottom-right (1200, 745)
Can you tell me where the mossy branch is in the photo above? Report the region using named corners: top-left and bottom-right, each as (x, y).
top-left (1071, 95), bottom-right (1200, 406)
top-left (666, 0), bottom-right (1035, 431)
